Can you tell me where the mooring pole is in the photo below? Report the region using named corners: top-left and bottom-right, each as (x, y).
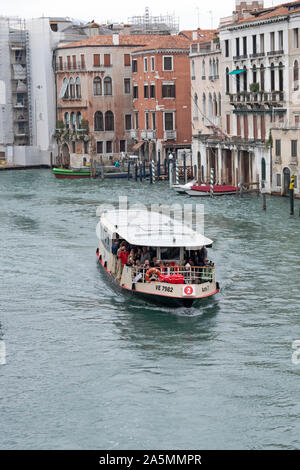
top-left (157, 150), bottom-right (161, 179)
top-left (152, 159), bottom-right (155, 184)
top-left (135, 162), bottom-right (138, 181)
top-left (127, 160), bottom-right (131, 181)
top-left (143, 159), bottom-right (146, 180)
top-left (169, 158), bottom-right (173, 188)
top-left (139, 162), bottom-right (143, 182)
top-left (183, 152), bottom-right (187, 184)
top-left (290, 174), bottom-right (295, 215)
top-left (261, 181), bottom-right (266, 210)
top-left (210, 168), bottom-right (214, 197)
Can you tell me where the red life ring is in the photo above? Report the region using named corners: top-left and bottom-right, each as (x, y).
top-left (145, 268), bottom-right (161, 283)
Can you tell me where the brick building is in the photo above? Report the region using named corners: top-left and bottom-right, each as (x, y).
top-left (55, 34), bottom-right (157, 166)
top-left (131, 35), bottom-right (193, 161)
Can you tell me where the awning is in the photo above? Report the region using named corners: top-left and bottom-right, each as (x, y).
top-left (132, 141), bottom-right (144, 150)
top-left (227, 69), bottom-right (246, 75)
top-left (149, 142), bottom-right (153, 155)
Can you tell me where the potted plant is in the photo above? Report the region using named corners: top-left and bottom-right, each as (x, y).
top-left (250, 82), bottom-right (259, 93)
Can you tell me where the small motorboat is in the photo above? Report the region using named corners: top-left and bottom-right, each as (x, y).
top-left (96, 209), bottom-right (219, 307)
top-left (186, 184), bottom-right (238, 197)
top-left (52, 167), bottom-right (91, 179)
top-left (173, 180), bottom-right (197, 194)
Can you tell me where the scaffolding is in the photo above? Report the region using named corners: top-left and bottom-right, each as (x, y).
top-left (128, 7), bottom-right (179, 35)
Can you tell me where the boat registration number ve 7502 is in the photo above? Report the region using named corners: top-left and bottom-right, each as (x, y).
top-left (155, 284), bottom-right (174, 293)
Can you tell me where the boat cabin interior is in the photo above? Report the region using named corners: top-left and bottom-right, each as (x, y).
top-left (107, 234), bottom-right (214, 285)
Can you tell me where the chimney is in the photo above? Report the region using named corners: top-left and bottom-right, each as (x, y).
top-left (112, 33), bottom-right (119, 45)
top-left (192, 31), bottom-right (197, 41)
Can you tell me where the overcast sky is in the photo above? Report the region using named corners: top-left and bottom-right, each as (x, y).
top-left (1, 0), bottom-right (276, 30)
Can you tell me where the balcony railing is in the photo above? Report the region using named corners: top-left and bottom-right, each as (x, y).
top-left (141, 130), bottom-right (156, 140)
top-left (229, 91), bottom-right (284, 105)
top-left (130, 129), bottom-right (139, 139)
top-left (267, 50), bottom-right (284, 57)
top-left (233, 54), bottom-right (248, 60)
top-left (56, 62), bottom-right (86, 71)
top-left (250, 52), bottom-right (265, 58)
top-left (164, 130), bottom-right (177, 140)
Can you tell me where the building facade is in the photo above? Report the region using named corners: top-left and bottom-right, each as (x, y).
top-left (191, 0), bottom-right (300, 196)
top-left (131, 35), bottom-right (193, 162)
top-left (0, 16), bottom-right (88, 166)
top-left (55, 34), bottom-right (159, 166)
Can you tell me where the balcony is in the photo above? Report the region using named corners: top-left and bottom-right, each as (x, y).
top-left (267, 50), bottom-right (284, 57)
top-left (229, 91), bottom-right (284, 106)
top-left (190, 41), bottom-right (220, 55)
top-left (56, 62), bottom-right (86, 72)
top-left (233, 54), bottom-right (248, 61)
top-left (164, 130), bottom-right (177, 140)
top-left (250, 52), bottom-right (265, 58)
top-left (141, 130), bottom-right (156, 140)
top-left (130, 129), bottom-right (139, 139)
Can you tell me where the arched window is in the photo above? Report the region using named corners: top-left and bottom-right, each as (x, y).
top-left (226, 67), bottom-right (230, 94)
top-left (193, 93), bottom-right (198, 119)
top-left (213, 93), bottom-right (217, 116)
top-left (270, 63), bottom-right (275, 91)
top-left (260, 64), bottom-right (265, 91)
top-left (93, 77), bottom-right (102, 96)
top-left (191, 60), bottom-right (195, 78)
top-left (279, 62), bottom-right (284, 92)
top-left (252, 64), bottom-right (257, 84)
top-left (104, 76), bottom-right (112, 95)
top-left (243, 67), bottom-right (247, 91)
top-left (105, 111), bottom-right (114, 131)
top-left (94, 111), bottom-right (103, 131)
top-left (294, 60), bottom-right (299, 91)
top-left (69, 77), bottom-right (75, 99)
top-left (209, 59), bottom-right (212, 77)
top-left (202, 59), bottom-right (205, 78)
top-left (213, 59), bottom-right (216, 77)
top-left (70, 111), bottom-right (76, 129)
top-left (218, 92), bottom-right (221, 116)
top-left (208, 93), bottom-right (213, 117)
top-left (236, 67), bottom-right (240, 92)
top-left (64, 112), bottom-right (69, 129)
top-left (75, 77), bottom-right (81, 98)
top-left (202, 93), bottom-right (206, 117)
top-left (261, 157), bottom-right (266, 181)
top-left (216, 58), bottom-right (219, 77)
top-left (76, 112), bottom-right (82, 129)
top-left (61, 77), bottom-right (69, 99)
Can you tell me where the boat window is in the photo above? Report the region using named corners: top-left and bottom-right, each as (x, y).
top-left (160, 247), bottom-right (180, 260)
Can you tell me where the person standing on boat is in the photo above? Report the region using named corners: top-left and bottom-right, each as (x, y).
top-left (140, 247), bottom-right (150, 265)
top-left (199, 246), bottom-right (208, 265)
top-left (116, 242), bottom-right (128, 281)
top-left (111, 239), bottom-right (120, 275)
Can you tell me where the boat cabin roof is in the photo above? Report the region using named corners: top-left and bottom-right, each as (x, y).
top-left (100, 209), bottom-right (213, 248)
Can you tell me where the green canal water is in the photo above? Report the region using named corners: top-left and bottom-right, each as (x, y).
top-left (0, 169), bottom-right (300, 449)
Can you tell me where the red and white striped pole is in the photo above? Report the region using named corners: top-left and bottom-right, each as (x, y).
top-left (210, 168), bottom-right (214, 197)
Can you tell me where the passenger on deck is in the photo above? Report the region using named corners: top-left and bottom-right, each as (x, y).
top-left (126, 249), bottom-right (135, 266)
top-left (112, 239), bottom-right (120, 255)
top-left (140, 247), bottom-right (151, 265)
top-left (199, 246), bottom-right (208, 265)
top-left (135, 248), bottom-right (142, 261)
top-left (116, 242), bottom-right (128, 281)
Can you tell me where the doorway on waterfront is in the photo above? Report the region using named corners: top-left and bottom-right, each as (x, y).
top-left (283, 167), bottom-right (290, 196)
top-left (62, 144), bottom-right (70, 168)
top-left (223, 150), bottom-right (233, 185)
top-left (240, 151), bottom-right (251, 185)
top-left (207, 148), bottom-right (217, 182)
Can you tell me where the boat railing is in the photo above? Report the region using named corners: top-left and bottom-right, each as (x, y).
top-left (130, 264), bottom-right (215, 284)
